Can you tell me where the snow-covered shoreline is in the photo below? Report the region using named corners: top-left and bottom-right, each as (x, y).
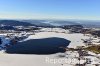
top-left (23, 32), bottom-right (89, 48)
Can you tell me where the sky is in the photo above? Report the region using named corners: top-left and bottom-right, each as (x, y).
top-left (0, 0), bottom-right (100, 20)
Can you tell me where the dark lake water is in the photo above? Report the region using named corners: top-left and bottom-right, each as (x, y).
top-left (6, 37), bottom-right (71, 54)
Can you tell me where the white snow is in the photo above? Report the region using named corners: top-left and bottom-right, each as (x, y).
top-left (0, 36), bottom-right (11, 49)
top-left (88, 51), bottom-right (97, 56)
top-left (40, 28), bottom-right (70, 33)
top-left (0, 53), bottom-right (75, 66)
top-left (84, 56), bottom-right (100, 64)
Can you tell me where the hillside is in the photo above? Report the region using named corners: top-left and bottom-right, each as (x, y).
top-left (21, 20), bottom-right (80, 27)
top-left (0, 20), bottom-right (35, 26)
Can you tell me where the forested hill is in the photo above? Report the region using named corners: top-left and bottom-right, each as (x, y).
top-left (0, 20), bottom-right (35, 26)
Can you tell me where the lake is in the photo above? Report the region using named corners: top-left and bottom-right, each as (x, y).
top-left (6, 37), bottom-right (71, 54)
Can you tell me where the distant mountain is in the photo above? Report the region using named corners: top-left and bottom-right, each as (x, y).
top-left (21, 20), bottom-right (80, 27)
top-left (21, 20), bottom-right (53, 27)
top-left (1, 20), bottom-right (99, 28)
top-left (47, 20), bottom-right (80, 26)
top-left (76, 20), bottom-right (100, 28)
top-left (22, 20), bottom-right (100, 28)
top-left (0, 20), bottom-right (35, 26)
top-left (0, 25), bottom-right (15, 30)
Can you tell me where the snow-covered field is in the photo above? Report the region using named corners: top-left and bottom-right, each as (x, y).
top-left (0, 51), bottom-right (87, 66)
top-left (0, 29), bottom-right (99, 66)
top-left (0, 53), bottom-right (58, 66)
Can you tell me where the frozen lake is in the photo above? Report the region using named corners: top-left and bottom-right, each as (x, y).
top-left (6, 37), bottom-right (71, 54)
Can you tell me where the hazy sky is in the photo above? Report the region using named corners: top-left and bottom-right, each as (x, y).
top-left (0, 0), bottom-right (100, 20)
